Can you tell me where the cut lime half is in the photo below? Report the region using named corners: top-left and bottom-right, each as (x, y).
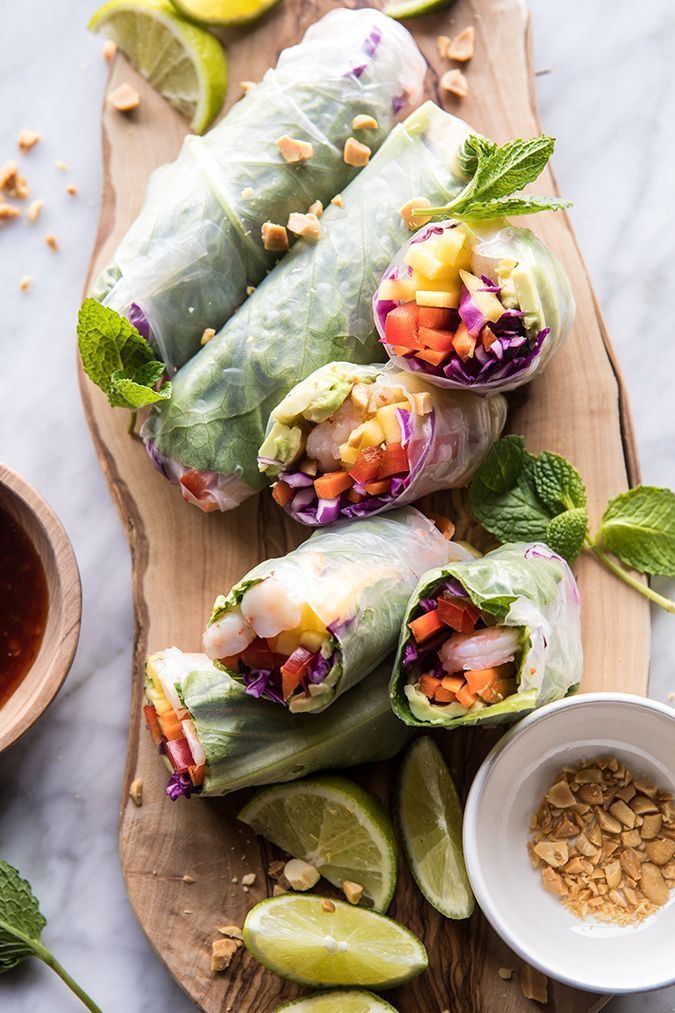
top-left (89, 0), bottom-right (228, 133)
top-left (398, 736), bottom-right (475, 919)
top-left (384, 0), bottom-right (456, 20)
top-left (275, 990), bottom-right (397, 1012)
top-left (238, 776), bottom-right (397, 912)
top-left (244, 895), bottom-right (427, 989)
top-left (170, 0), bottom-right (280, 26)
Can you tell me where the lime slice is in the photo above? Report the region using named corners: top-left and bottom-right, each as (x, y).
top-left (89, 0), bottom-right (228, 134)
top-left (238, 776), bottom-right (397, 912)
top-left (170, 0), bottom-right (279, 27)
top-left (384, 0), bottom-right (454, 20)
top-left (243, 895), bottom-right (427, 988)
top-left (275, 990), bottom-right (397, 1012)
top-left (398, 736), bottom-right (474, 919)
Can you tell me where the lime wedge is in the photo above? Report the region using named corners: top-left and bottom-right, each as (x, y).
top-left (243, 895), bottom-right (427, 988)
top-left (89, 0), bottom-right (228, 134)
top-left (238, 776), bottom-right (397, 912)
top-left (275, 990), bottom-right (397, 1012)
top-left (398, 736), bottom-right (474, 919)
top-left (170, 0), bottom-right (279, 26)
top-left (384, 0), bottom-right (455, 20)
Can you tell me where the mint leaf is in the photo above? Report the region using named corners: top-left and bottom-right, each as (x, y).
top-left (533, 451), bottom-right (587, 513)
top-left (596, 486), bottom-right (675, 576)
top-left (0, 862), bottom-right (101, 1011)
top-left (469, 436), bottom-right (553, 543)
top-left (0, 861), bottom-right (46, 971)
top-left (545, 508), bottom-right (588, 563)
top-left (456, 133), bottom-right (497, 177)
top-left (77, 298), bottom-right (170, 410)
top-left (452, 195), bottom-right (571, 220)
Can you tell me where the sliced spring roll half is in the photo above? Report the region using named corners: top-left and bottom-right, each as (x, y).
top-left (92, 8), bottom-right (426, 372)
top-left (142, 102), bottom-right (475, 512)
top-left (202, 508), bottom-right (463, 714)
top-left (374, 219), bottom-right (575, 395)
top-left (145, 650), bottom-right (411, 798)
top-left (258, 361), bottom-right (507, 524)
top-left (390, 542), bottom-right (582, 728)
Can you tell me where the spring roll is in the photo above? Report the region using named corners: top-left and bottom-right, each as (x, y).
top-left (258, 361), bottom-right (507, 525)
top-left (145, 650), bottom-right (411, 798)
top-left (142, 101), bottom-right (475, 512)
top-left (202, 508), bottom-right (463, 714)
top-left (92, 8), bottom-right (426, 372)
top-left (374, 219), bottom-right (575, 395)
top-left (390, 542), bottom-right (582, 728)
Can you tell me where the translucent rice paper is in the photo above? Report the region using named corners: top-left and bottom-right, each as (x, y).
top-left (143, 102), bottom-right (475, 510)
top-left (206, 507), bottom-right (461, 714)
top-left (390, 542), bottom-right (583, 728)
top-left (374, 219), bottom-right (575, 395)
top-left (261, 361), bottom-right (507, 524)
top-left (157, 653), bottom-right (412, 796)
top-left (92, 8), bottom-right (426, 372)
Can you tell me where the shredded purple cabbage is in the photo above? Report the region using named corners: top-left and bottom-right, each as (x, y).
top-left (307, 651), bottom-right (332, 684)
top-left (392, 94), bottom-right (407, 114)
top-left (166, 772), bottom-right (192, 801)
top-left (418, 597), bottom-right (437, 613)
top-left (403, 642), bottom-right (418, 666)
top-left (129, 302), bottom-right (150, 340)
top-left (244, 669), bottom-right (285, 705)
top-left (364, 26), bottom-right (382, 56)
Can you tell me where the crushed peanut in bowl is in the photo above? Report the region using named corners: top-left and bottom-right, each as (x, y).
top-left (529, 756), bottom-right (675, 925)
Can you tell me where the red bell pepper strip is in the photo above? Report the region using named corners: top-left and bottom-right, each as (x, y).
top-left (280, 646), bottom-right (313, 700)
top-left (418, 306), bottom-right (455, 329)
top-left (384, 302), bottom-right (422, 349)
top-left (349, 446), bottom-right (384, 484)
top-left (418, 326), bottom-right (456, 353)
top-left (378, 442), bottom-right (408, 479)
top-left (436, 596), bottom-right (480, 634)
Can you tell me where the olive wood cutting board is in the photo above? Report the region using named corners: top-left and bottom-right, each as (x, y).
top-left (79, 0), bottom-right (650, 1008)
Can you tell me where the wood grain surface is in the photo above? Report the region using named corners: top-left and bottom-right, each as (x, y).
top-left (79, 0), bottom-right (650, 1009)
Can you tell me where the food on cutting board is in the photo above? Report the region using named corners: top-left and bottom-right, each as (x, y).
top-left (390, 542), bottom-right (582, 727)
top-left (143, 652), bottom-right (410, 798)
top-left (201, 509), bottom-right (459, 712)
top-left (238, 776), bottom-right (398, 912)
top-left (85, 7), bottom-right (425, 373)
top-left (530, 756), bottom-right (675, 924)
top-left (258, 361), bottom-right (506, 525)
top-left (374, 218), bottom-right (574, 394)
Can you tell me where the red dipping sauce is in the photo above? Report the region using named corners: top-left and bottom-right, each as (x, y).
top-left (0, 504), bottom-right (49, 707)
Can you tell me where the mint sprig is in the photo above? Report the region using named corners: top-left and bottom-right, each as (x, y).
top-left (78, 298), bottom-right (171, 410)
top-left (469, 436), bottom-right (675, 613)
top-left (0, 861), bottom-right (101, 1011)
top-left (414, 133), bottom-right (571, 221)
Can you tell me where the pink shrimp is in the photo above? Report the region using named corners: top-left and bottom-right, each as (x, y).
top-left (439, 625), bottom-right (521, 673)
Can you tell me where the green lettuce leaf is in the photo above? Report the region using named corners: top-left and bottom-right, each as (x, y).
top-left (597, 487), bottom-right (675, 577)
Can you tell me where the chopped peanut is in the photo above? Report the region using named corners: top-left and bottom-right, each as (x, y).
top-left (331, 194), bottom-right (344, 208)
top-left (18, 130), bottom-right (41, 153)
top-left (0, 161), bottom-right (18, 191)
top-left (241, 872), bottom-right (256, 887)
top-left (272, 883), bottom-right (288, 896)
top-left (26, 198), bottom-right (44, 223)
top-left (307, 199), bottom-right (323, 217)
top-left (343, 137), bottom-right (371, 168)
top-left (287, 211), bottom-right (321, 241)
top-left (108, 83), bottom-right (141, 112)
top-left (276, 135), bottom-right (314, 164)
top-left (55, 160), bottom-right (68, 172)
top-left (210, 937), bottom-right (242, 973)
top-left (261, 221), bottom-right (288, 252)
top-left (436, 35), bottom-right (451, 60)
top-left (351, 114), bottom-right (378, 131)
top-left (129, 778), bottom-right (143, 806)
top-left (45, 233), bottom-right (59, 251)
top-left (321, 898), bottom-right (336, 912)
top-left (342, 880), bottom-right (364, 905)
top-left (399, 196), bottom-right (432, 229)
top-left (200, 327), bottom-right (216, 346)
top-left (521, 964), bottom-right (548, 1004)
top-left (447, 26), bottom-right (476, 62)
top-left (284, 859), bottom-right (320, 891)
top-left (66, 183), bottom-right (78, 196)
top-left (245, 285), bottom-right (256, 295)
top-left (0, 203), bottom-right (20, 221)
top-left (498, 967), bottom-right (513, 980)
top-left (19, 275), bottom-right (32, 292)
top-left (102, 39), bottom-right (117, 62)
top-left (217, 925), bottom-right (243, 940)
top-left (240, 80), bottom-right (256, 94)
top-left (440, 69), bottom-right (469, 99)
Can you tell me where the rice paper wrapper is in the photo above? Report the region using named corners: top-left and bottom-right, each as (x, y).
top-left (142, 101), bottom-right (474, 507)
top-left (163, 655), bottom-right (411, 796)
top-left (375, 220), bottom-right (575, 395)
top-left (261, 361), bottom-right (507, 524)
top-left (208, 508), bottom-right (461, 713)
top-left (390, 542), bottom-right (583, 728)
top-left (93, 8), bottom-right (426, 372)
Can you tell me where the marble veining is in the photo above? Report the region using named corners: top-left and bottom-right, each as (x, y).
top-left (0, 1), bottom-right (673, 1009)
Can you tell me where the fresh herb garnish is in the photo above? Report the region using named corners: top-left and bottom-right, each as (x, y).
top-left (78, 298), bottom-right (171, 410)
top-left (0, 861), bottom-right (101, 1011)
top-left (469, 436), bottom-right (675, 612)
top-left (415, 133), bottom-right (571, 221)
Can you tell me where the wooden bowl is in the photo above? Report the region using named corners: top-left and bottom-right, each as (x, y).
top-left (0, 464), bottom-right (82, 753)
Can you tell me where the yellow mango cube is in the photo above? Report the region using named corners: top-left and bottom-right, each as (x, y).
top-left (377, 402), bottom-right (408, 443)
top-left (459, 269), bottom-right (504, 322)
top-left (404, 242), bottom-right (454, 281)
top-left (347, 417), bottom-right (386, 450)
top-left (433, 227), bottom-right (468, 266)
top-left (299, 603), bottom-right (327, 634)
top-left (299, 630), bottom-right (328, 652)
top-left (275, 628), bottom-right (302, 656)
top-left (416, 288), bottom-right (460, 309)
top-left (378, 276), bottom-right (417, 303)
top-left (339, 442), bottom-right (360, 467)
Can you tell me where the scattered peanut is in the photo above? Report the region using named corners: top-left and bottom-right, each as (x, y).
top-left (330, 194), bottom-right (344, 208)
top-left (352, 114), bottom-right (378, 131)
top-left (284, 859), bottom-right (320, 891)
top-left (276, 135), bottom-right (314, 164)
top-left (321, 898), bottom-right (336, 912)
top-left (18, 130), bottom-right (41, 153)
top-left (287, 211), bottom-right (321, 241)
top-left (440, 69), bottom-right (469, 99)
top-left (26, 198), bottom-right (44, 223)
top-left (343, 137), bottom-right (371, 168)
top-left (447, 26), bottom-right (476, 62)
top-left (240, 80), bottom-right (257, 94)
top-left (435, 35), bottom-right (451, 60)
top-left (342, 880), bottom-right (364, 905)
top-left (498, 967), bottom-right (513, 980)
top-left (211, 937), bottom-right (242, 973)
top-left (102, 40), bottom-right (117, 62)
top-left (200, 327), bottom-right (216, 346)
top-left (55, 160), bottom-right (68, 172)
top-left (0, 203), bottom-right (20, 221)
top-left (520, 964), bottom-right (548, 1004)
top-left (19, 275), bottom-right (32, 291)
top-left (307, 199), bottom-right (323, 217)
top-left (399, 196), bottom-right (432, 229)
top-left (129, 778), bottom-right (143, 806)
top-left (241, 872), bottom-right (256, 887)
top-left (66, 184), bottom-right (78, 196)
top-left (45, 233), bottom-right (59, 251)
top-left (217, 925), bottom-right (243, 940)
top-left (261, 221), bottom-right (288, 252)
top-left (108, 83), bottom-right (141, 112)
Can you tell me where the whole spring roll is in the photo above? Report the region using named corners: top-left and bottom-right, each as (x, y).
top-left (258, 361), bottom-right (507, 525)
top-left (92, 8), bottom-right (425, 372)
top-left (142, 101), bottom-right (474, 512)
top-left (374, 218), bottom-right (574, 395)
top-left (202, 508), bottom-right (459, 714)
top-left (390, 542), bottom-right (582, 728)
top-left (144, 650), bottom-right (411, 798)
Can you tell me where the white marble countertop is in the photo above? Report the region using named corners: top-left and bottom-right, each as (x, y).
top-left (1, 1), bottom-right (673, 1010)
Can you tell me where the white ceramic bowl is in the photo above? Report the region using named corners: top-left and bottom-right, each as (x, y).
top-left (463, 693), bottom-right (675, 993)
